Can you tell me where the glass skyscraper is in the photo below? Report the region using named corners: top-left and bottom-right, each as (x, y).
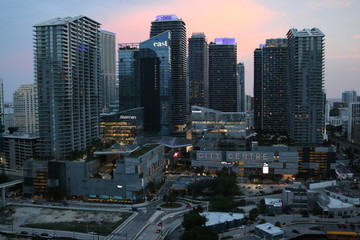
top-left (150, 15), bottom-right (188, 134)
top-left (140, 31), bottom-right (171, 134)
top-left (188, 32), bottom-right (209, 108)
top-left (118, 32), bottom-right (171, 134)
top-left (287, 28), bottom-right (325, 145)
top-left (118, 43), bottom-right (140, 112)
top-left (100, 30), bottom-right (117, 111)
top-left (209, 38), bottom-right (238, 112)
top-left (253, 39), bottom-right (288, 132)
top-left (34, 16), bottom-right (101, 159)
top-left (237, 63), bottom-right (245, 112)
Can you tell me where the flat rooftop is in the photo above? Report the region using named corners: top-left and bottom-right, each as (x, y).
top-left (201, 212), bottom-right (244, 226)
top-left (256, 223), bottom-right (283, 235)
top-left (264, 198), bottom-right (282, 206)
top-left (327, 196), bottom-right (353, 209)
top-left (325, 183), bottom-right (360, 198)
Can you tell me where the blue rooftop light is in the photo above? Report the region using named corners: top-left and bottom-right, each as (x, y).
top-left (155, 14), bottom-right (179, 21)
top-left (215, 38), bottom-right (236, 45)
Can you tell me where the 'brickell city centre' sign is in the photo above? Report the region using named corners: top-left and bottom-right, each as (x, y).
top-left (196, 151), bottom-right (269, 162)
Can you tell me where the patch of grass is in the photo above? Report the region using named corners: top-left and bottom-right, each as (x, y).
top-left (24, 212), bottom-right (132, 236)
top-left (221, 236), bottom-right (234, 239)
top-left (160, 202), bottom-right (182, 209)
top-left (129, 144), bottom-right (159, 157)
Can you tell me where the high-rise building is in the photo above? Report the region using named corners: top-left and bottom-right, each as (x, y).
top-left (342, 90), bottom-right (357, 103)
top-left (118, 32), bottom-right (171, 134)
top-left (100, 30), bottom-right (117, 111)
top-left (209, 38), bottom-right (237, 112)
top-left (150, 15), bottom-right (188, 134)
top-left (13, 84), bottom-right (38, 134)
top-left (253, 47), bottom-right (263, 130)
top-left (254, 39), bottom-right (288, 132)
top-left (287, 28), bottom-right (325, 145)
top-left (348, 102), bottom-right (360, 143)
top-left (118, 43), bottom-right (140, 112)
top-left (34, 16), bottom-right (101, 159)
top-left (237, 63), bottom-right (245, 112)
top-left (188, 32), bottom-right (209, 108)
top-left (0, 79), bottom-right (4, 133)
top-left (140, 31), bottom-right (171, 134)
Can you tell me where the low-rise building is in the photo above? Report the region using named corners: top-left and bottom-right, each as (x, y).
top-left (191, 106), bottom-right (247, 151)
top-left (25, 144), bottom-right (165, 202)
top-left (255, 223), bottom-right (284, 240)
top-left (282, 183), bottom-right (308, 212)
top-left (265, 198), bottom-right (283, 215)
top-left (324, 183), bottom-right (360, 205)
top-left (318, 193), bottom-right (356, 218)
top-left (191, 145), bottom-right (298, 177)
top-left (23, 160), bottom-right (48, 195)
top-left (191, 144), bottom-right (336, 178)
top-left (201, 212), bottom-right (245, 233)
top-left (3, 134), bottom-right (39, 171)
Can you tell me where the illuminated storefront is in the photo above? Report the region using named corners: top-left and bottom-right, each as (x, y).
top-left (100, 107), bottom-right (144, 145)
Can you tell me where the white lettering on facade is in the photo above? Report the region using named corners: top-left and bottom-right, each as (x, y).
top-left (153, 41), bottom-right (168, 47)
top-left (120, 115), bottom-right (137, 120)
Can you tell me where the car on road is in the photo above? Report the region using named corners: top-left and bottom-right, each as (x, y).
top-left (157, 222), bottom-right (162, 226)
top-left (155, 229), bottom-right (161, 233)
top-left (40, 233), bottom-right (49, 237)
top-left (169, 214), bottom-right (174, 218)
top-left (20, 231), bottom-right (28, 235)
top-left (239, 225), bottom-right (246, 229)
top-left (186, 203), bottom-right (191, 207)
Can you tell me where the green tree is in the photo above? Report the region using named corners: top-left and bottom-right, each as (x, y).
top-left (275, 221), bottom-right (281, 227)
top-left (258, 199), bottom-right (266, 214)
top-left (249, 208), bottom-right (259, 221)
top-left (182, 210), bottom-right (206, 230)
top-left (165, 191), bottom-right (178, 206)
top-left (210, 195), bottom-right (236, 212)
top-left (181, 210), bottom-right (218, 240)
top-left (188, 179), bottom-right (210, 198)
top-left (181, 226), bottom-right (218, 240)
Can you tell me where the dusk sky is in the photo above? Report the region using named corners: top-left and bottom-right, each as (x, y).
top-left (0, 0), bottom-right (359, 103)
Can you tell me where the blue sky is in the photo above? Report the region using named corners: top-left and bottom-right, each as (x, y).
top-left (0, 0), bottom-right (359, 102)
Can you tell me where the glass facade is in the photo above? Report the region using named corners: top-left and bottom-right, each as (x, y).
top-left (150, 15), bottom-right (188, 134)
top-left (191, 106), bottom-right (247, 145)
top-left (253, 39), bottom-right (288, 132)
top-left (100, 107), bottom-right (144, 145)
top-left (118, 43), bottom-right (140, 111)
top-left (140, 31), bottom-right (171, 135)
top-left (188, 32), bottom-right (209, 108)
top-left (209, 39), bottom-right (238, 112)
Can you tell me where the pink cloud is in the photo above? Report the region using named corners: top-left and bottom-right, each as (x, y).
top-left (101, 0), bottom-right (278, 61)
top-left (355, 34), bottom-right (360, 38)
top-left (329, 47), bottom-right (360, 59)
top-left (330, 54), bottom-right (360, 59)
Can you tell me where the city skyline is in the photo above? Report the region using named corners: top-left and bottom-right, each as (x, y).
top-left (0, 0), bottom-right (359, 102)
